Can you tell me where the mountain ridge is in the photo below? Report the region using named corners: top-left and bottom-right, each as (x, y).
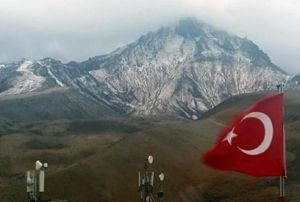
top-left (0, 17), bottom-right (292, 119)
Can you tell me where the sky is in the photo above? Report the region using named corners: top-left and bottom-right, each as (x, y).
top-left (0, 0), bottom-right (300, 74)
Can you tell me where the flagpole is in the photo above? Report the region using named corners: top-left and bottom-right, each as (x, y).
top-left (277, 84), bottom-right (286, 202)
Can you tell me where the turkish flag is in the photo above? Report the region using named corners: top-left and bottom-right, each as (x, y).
top-left (203, 93), bottom-right (285, 177)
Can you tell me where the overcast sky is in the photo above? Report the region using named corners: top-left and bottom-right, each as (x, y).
top-left (0, 0), bottom-right (300, 74)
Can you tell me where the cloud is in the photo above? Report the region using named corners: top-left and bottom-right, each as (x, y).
top-left (186, 0), bottom-right (300, 74)
top-left (0, 0), bottom-right (299, 74)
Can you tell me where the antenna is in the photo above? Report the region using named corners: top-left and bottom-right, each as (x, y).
top-left (148, 156), bottom-right (154, 164)
top-left (150, 172), bottom-right (154, 186)
top-left (276, 83), bottom-right (284, 92)
top-left (158, 173), bottom-right (164, 182)
top-left (138, 155), bottom-right (165, 202)
top-left (157, 172), bottom-right (165, 202)
top-left (35, 160), bottom-right (43, 171)
top-left (39, 170), bottom-right (45, 192)
top-left (26, 171), bottom-right (34, 193)
top-left (26, 161), bottom-right (68, 202)
top-left (27, 161), bottom-right (48, 202)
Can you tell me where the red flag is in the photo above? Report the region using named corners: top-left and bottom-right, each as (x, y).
top-left (279, 196), bottom-right (285, 202)
top-left (203, 93), bottom-right (285, 177)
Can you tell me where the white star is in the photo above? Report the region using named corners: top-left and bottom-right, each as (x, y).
top-left (223, 128), bottom-right (238, 145)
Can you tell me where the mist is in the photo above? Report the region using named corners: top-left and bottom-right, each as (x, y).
top-left (0, 0), bottom-right (300, 74)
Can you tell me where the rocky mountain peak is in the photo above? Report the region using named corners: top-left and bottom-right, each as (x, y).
top-left (0, 18), bottom-right (290, 119)
top-left (175, 17), bottom-right (206, 38)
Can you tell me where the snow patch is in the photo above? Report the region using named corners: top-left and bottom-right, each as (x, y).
top-left (0, 74), bottom-right (46, 96)
top-left (46, 67), bottom-right (64, 87)
top-left (17, 60), bottom-right (33, 72)
top-left (137, 66), bottom-right (144, 72)
top-left (0, 60), bottom-right (46, 96)
top-left (191, 115), bottom-right (198, 120)
top-left (90, 69), bottom-right (109, 81)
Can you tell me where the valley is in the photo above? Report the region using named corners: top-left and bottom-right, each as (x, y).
top-left (0, 91), bottom-right (299, 201)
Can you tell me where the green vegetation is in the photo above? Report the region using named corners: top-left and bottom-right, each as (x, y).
top-left (25, 137), bottom-right (67, 150)
top-left (203, 191), bottom-right (228, 202)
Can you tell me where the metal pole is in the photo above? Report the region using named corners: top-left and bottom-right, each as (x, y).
top-left (157, 183), bottom-right (163, 202)
top-left (34, 171), bottom-right (38, 202)
top-left (139, 157), bottom-right (155, 202)
top-left (145, 159), bottom-right (149, 202)
top-left (277, 84), bottom-right (286, 201)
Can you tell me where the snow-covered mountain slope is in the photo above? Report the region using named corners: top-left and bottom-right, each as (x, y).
top-left (0, 17), bottom-right (290, 119)
top-left (0, 59), bottom-right (63, 96)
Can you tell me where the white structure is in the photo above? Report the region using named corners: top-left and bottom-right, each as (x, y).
top-left (27, 160), bottom-right (48, 202)
top-left (138, 155), bottom-right (165, 202)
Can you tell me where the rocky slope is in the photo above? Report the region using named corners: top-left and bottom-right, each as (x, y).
top-left (0, 18), bottom-right (289, 119)
top-left (288, 74), bottom-right (300, 89)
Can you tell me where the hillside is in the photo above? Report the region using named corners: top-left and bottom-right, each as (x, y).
top-left (0, 87), bottom-right (120, 123)
top-left (0, 91), bottom-right (299, 201)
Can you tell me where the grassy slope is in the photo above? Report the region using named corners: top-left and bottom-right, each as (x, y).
top-left (0, 91), bottom-right (300, 201)
top-left (0, 87), bottom-right (120, 123)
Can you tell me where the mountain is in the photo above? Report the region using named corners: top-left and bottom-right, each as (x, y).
top-left (288, 74), bottom-right (300, 89)
top-left (0, 17), bottom-right (289, 120)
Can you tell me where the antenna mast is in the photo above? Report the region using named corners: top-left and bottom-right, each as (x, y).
top-left (138, 155), bottom-right (165, 202)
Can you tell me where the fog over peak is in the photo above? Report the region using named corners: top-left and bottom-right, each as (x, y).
top-left (0, 0), bottom-right (300, 74)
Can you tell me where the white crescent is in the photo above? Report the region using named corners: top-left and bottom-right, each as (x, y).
top-left (237, 112), bottom-right (274, 155)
